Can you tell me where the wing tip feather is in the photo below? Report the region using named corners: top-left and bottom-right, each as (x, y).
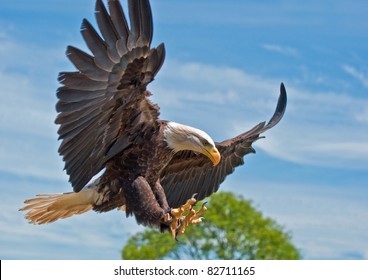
top-left (264, 82), bottom-right (287, 130)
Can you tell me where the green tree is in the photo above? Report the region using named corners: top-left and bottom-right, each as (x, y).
top-left (122, 192), bottom-right (301, 260)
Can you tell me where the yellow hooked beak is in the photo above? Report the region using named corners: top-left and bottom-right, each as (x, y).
top-left (203, 146), bottom-right (221, 166)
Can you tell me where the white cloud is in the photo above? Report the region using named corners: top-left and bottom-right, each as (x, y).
top-left (342, 64), bottom-right (368, 88)
top-left (261, 43), bottom-right (300, 57)
top-left (152, 61), bottom-right (280, 113)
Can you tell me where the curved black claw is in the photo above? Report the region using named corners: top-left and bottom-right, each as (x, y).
top-left (190, 193), bottom-right (198, 208)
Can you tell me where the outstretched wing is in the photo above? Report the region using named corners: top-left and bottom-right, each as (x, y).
top-left (161, 83), bottom-right (287, 208)
top-left (56, 0), bottom-right (165, 192)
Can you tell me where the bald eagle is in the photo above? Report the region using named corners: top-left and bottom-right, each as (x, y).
top-left (20, 0), bottom-right (287, 237)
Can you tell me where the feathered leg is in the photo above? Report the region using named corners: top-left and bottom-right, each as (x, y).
top-left (124, 176), bottom-right (166, 228)
top-left (152, 180), bottom-right (169, 210)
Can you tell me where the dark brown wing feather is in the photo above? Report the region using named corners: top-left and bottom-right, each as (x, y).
top-left (56, 0), bottom-right (165, 192)
top-left (161, 83), bottom-right (287, 208)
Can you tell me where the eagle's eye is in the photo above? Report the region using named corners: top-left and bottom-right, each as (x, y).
top-left (202, 139), bottom-right (210, 146)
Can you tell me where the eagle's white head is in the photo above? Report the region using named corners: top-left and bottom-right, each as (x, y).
top-left (164, 122), bottom-right (221, 166)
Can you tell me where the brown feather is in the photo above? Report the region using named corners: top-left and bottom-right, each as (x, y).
top-left (81, 19), bottom-right (115, 71)
top-left (66, 46), bottom-right (109, 81)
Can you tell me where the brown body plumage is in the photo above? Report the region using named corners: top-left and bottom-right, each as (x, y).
top-left (21, 0), bottom-right (287, 234)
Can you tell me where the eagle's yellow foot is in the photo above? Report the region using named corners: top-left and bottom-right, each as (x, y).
top-left (169, 196), bottom-right (207, 238)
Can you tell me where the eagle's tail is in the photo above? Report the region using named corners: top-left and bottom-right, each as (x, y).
top-left (19, 189), bottom-right (99, 224)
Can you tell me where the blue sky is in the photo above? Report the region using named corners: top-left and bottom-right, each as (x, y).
top-left (0, 0), bottom-right (367, 259)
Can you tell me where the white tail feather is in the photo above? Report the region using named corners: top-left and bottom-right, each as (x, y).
top-left (19, 189), bottom-right (99, 224)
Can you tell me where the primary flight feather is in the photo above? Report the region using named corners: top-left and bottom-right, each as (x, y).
top-left (21, 0), bottom-right (287, 236)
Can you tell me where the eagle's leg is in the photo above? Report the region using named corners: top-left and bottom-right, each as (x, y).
top-left (170, 196), bottom-right (207, 238)
top-left (152, 180), bottom-right (172, 232)
top-left (125, 176), bottom-right (166, 227)
top-left (152, 180), bottom-right (169, 211)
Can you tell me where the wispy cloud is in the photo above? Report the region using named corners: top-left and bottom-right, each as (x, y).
top-left (261, 43), bottom-right (300, 58)
top-left (342, 64), bottom-right (368, 88)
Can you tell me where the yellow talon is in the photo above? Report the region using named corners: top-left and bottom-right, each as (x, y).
top-left (169, 197), bottom-right (207, 238)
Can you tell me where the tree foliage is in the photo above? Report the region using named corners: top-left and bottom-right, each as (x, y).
top-left (122, 192), bottom-right (301, 260)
